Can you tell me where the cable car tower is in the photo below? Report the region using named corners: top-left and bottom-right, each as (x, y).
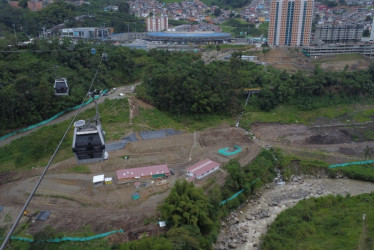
top-left (72, 91), bottom-right (108, 163)
top-left (53, 66), bottom-right (69, 96)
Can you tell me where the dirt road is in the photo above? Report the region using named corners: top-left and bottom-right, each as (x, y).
top-left (0, 126), bottom-right (258, 240)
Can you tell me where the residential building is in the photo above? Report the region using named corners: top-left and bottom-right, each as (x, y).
top-left (268, 0), bottom-right (314, 46)
top-left (27, 0), bottom-right (42, 11)
top-left (116, 164), bottom-right (170, 183)
top-left (187, 158), bottom-right (220, 180)
top-left (8, 1), bottom-right (21, 8)
top-left (313, 24), bottom-right (364, 44)
top-left (146, 16), bottom-right (168, 32)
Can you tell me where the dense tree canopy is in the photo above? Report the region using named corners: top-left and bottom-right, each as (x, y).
top-left (0, 39), bottom-right (146, 132)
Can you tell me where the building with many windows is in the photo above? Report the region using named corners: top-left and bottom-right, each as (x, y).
top-left (146, 16), bottom-right (168, 32)
top-left (61, 27), bottom-right (114, 40)
top-left (268, 0), bottom-right (314, 46)
top-left (313, 24), bottom-right (364, 44)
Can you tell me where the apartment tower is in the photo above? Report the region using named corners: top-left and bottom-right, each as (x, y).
top-left (146, 16), bottom-right (168, 32)
top-left (268, 0), bottom-right (314, 46)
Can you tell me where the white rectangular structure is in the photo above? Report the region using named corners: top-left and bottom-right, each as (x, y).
top-left (187, 158), bottom-right (220, 180)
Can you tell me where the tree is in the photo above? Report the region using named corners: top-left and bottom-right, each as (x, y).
top-left (363, 29), bottom-right (370, 37)
top-left (158, 180), bottom-right (214, 234)
top-left (167, 226), bottom-right (201, 250)
top-left (213, 8), bottom-right (222, 16)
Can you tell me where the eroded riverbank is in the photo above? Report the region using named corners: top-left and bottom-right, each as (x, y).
top-left (215, 176), bottom-right (374, 249)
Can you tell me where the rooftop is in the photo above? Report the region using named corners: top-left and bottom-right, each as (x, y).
top-left (187, 158), bottom-right (220, 176)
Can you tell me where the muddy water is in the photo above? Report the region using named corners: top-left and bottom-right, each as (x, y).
top-left (216, 177), bottom-right (374, 250)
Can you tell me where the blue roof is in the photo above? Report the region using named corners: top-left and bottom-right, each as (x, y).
top-left (147, 32), bottom-right (231, 38)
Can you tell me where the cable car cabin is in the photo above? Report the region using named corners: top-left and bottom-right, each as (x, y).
top-left (91, 48), bottom-right (96, 54)
top-left (102, 53), bottom-right (107, 60)
top-left (54, 78), bottom-right (69, 96)
top-left (72, 120), bottom-right (108, 163)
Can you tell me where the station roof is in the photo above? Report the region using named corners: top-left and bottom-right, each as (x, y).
top-left (187, 158), bottom-right (220, 177)
top-left (117, 164), bottom-right (169, 179)
top-left (147, 32), bottom-right (231, 38)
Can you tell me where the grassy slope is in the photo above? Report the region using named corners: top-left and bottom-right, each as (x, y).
top-left (261, 193), bottom-right (374, 250)
top-left (3, 95), bottom-right (374, 172)
top-left (0, 98), bottom-right (231, 172)
top-left (240, 102), bottom-right (374, 131)
top-left (312, 53), bottom-right (365, 64)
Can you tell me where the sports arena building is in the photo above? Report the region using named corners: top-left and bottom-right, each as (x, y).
top-left (146, 32), bottom-right (232, 44)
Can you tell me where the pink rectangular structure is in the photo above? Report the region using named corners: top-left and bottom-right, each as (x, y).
top-left (117, 164), bottom-right (170, 182)
top-left (187, 158), bottom-right (220, 180)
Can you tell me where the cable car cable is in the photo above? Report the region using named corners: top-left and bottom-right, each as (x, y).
top-left (0, 58), bottom-right (104, 250)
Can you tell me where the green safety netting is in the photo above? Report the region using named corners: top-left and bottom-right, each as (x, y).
top-left (0, 90), bottom-right (108, 142)
top-left (219, 178), bottom-right (260, 206)
top-left (6, 229), bottom-right (123, 243)
top-left (218, 145), bottom-right (242, 156)
top-left (328, 160), bottom-right (374, 168)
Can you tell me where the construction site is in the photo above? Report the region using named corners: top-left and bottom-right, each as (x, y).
top-left (1, 48), bottom-right (374, 245)
top-left (0, 101), bottom-right (260, 243)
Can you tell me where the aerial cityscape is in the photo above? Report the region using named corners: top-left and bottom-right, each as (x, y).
top-left (1, 0), bottom-right (374, 249)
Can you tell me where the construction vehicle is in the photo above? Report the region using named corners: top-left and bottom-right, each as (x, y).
top-left (23, 210), bottom-right (31, 217)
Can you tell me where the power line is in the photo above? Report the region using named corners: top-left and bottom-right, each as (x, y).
top-left (0, 57), bottom-right (103, 250)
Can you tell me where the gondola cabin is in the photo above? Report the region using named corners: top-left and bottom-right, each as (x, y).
top-left (91, 48), bottom-right (96, 54)
top-left (102, 53), bottom-right (107, 60)
top-left (54, 78), bottom-right (69, 96)
top-left (72, 120), bottom-right (108, 163)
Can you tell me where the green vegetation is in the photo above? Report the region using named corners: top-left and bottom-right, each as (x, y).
top-left (0, 43), bottom-right (146, 132)
top-left (312, 53), bottom-right (365, 64)
top-left (67, 165), bottom-right (91, 174)
top-left (0, 96), bottom-right (230, 172)
top-left (156, 149), bottom-right (281, 249)
top-left (330, 164), bottom-right (374, 182)
top-left (138, 49), bottom-right (374, 117)
top-left (261, 193), bottom-right (374, 249)
top-left (220, 19), bottom-right (268, 37)
top-left (0, 98), bottom-right (129, 171)
top-left (0, 0), bottom-right (142, 38)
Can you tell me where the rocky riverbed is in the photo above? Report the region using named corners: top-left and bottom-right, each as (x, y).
top-left (215, 176), bottom-right (374, 249)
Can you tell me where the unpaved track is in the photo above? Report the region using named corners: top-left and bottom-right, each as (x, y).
top-left (0, 126), bottom-right (257, 240)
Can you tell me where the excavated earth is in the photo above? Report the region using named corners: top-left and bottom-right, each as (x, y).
top-left (0, 126), bottom-right (260, 242)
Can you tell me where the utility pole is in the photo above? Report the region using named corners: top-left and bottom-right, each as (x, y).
top-left (13, 24), bottom-right (17, 45)
top-left (42, 26), bottom-right (46, 39)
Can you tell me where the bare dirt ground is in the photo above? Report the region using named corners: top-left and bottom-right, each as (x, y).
top-left (258, 47), bottom-right (370, 73)
top-left (0, 123), bottom-right (258, 242)
top-left (251, 121), bottom-right (374, 164)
